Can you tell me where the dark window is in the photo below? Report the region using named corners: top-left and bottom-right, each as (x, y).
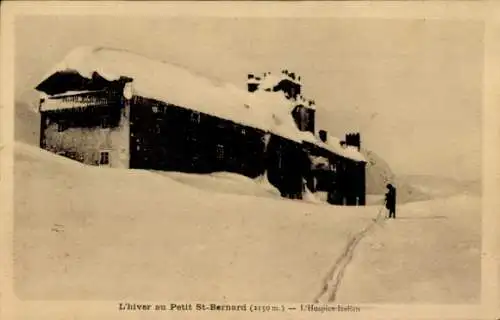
top-left (57, 121), bottom-right (66, 132)
top-left (216, 144), bottom-right (224, 160)
top-left (101, 116), bottom-right (110, 128)
top-left (187, 129), bottom-right (198, 142)
top-left (99, 152), bottom-right (110, 165)
top-left (216, 121), bottom-right (226, 129)
top-left (191, 112), bottom-right (201, 123)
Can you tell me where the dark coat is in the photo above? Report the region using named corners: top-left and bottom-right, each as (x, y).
top-left (385, 184), bottom-right (396, 210)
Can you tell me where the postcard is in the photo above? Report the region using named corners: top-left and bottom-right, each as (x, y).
top-left (1, 1), bottom-right (499, 319)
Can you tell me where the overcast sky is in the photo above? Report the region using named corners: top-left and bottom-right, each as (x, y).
top-left (15, 16), bottom-right (484, 180)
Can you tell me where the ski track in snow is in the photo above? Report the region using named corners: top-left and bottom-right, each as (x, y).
top-left (313, 206), bottom-right (386, 303)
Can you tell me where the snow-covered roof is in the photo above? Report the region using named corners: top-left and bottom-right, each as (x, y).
top-left (296, 95), bottom-right (316, 110)
top-left (321, 135), bottom-right (366, 162)
top-left (258, 74), bottom-right (281, 91)
top-left (299, 131), bottom-right (366, 162)
top-left (258, 73), bottom-right (301, 91)
top-left (37, 46), bottom-right (365, 162)
top-left (310, 155), bottom-right (330, 170)
top-left (247, 78), bottom-right (260, 85)
top-left (37, 46), bottom-right (305, 142)
top-left (45, 90), bottom-right (107, 99)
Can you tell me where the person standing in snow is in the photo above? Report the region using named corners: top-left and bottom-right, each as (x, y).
top-left (385, 184), bottom-right (397, 219)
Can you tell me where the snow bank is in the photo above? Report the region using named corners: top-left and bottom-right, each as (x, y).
top-left (303, 185), bottom-right (322, 204)
top-left (15, 101), bottom-right (41, 146)
top-left (14, 142), bottom-right (376, 301)
top-left (15, 141), bottom-right (85, 168)
top-left (14, 142), bottom-right (479, 303)
top-left (155, 170), bottom-right (281, 199)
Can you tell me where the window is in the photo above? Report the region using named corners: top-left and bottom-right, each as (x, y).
top-left (57, 121), bottom-right (66, 132)
top-left (330, 163), bottom-right (336, 172)
top-left (152, 106), bottom-right (158, 113)
top-left (191, 112), bottom-right (201, 123)
top-left (99, 151), bottom-right (110, 165)
top-left (101, 116), bottom-right (110, 128)
top-left (216, 144), bottom-right (224, 160)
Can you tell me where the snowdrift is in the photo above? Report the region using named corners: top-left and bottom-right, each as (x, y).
top-left (13, 142), bottom-right (376, 301)
top-left (15, 101), bottom-right (40, 146)
top-left (13, 142), bottom-right (480, 303)
top-left (362, 147), bottom-right (395, 194)
top-left (155, 171), bottom-right (282, 199)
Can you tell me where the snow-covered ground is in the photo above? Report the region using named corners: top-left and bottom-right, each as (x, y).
top-left (155, 171), bottom-right (282, 199)
top-left (13, 142), bottom-right (480, 303)
top-left (336, 195), bottom-right (480, 303)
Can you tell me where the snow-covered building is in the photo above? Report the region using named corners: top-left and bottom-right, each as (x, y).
top-left (35, 46), bottom-right (366, 205)
top-left (302, 131), bottom-right (366, 205)
top-left (245, 70), bottom-right (366, 205)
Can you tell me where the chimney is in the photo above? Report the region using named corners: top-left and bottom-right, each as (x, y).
top-left (319, 130), bottom-right (327, 143)
top-left (248, 83), bottom-right (259, 93)
top-left (345, 132), bottom-right (361, 150)
top-left (247, 73), bottom-right (259, 93)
